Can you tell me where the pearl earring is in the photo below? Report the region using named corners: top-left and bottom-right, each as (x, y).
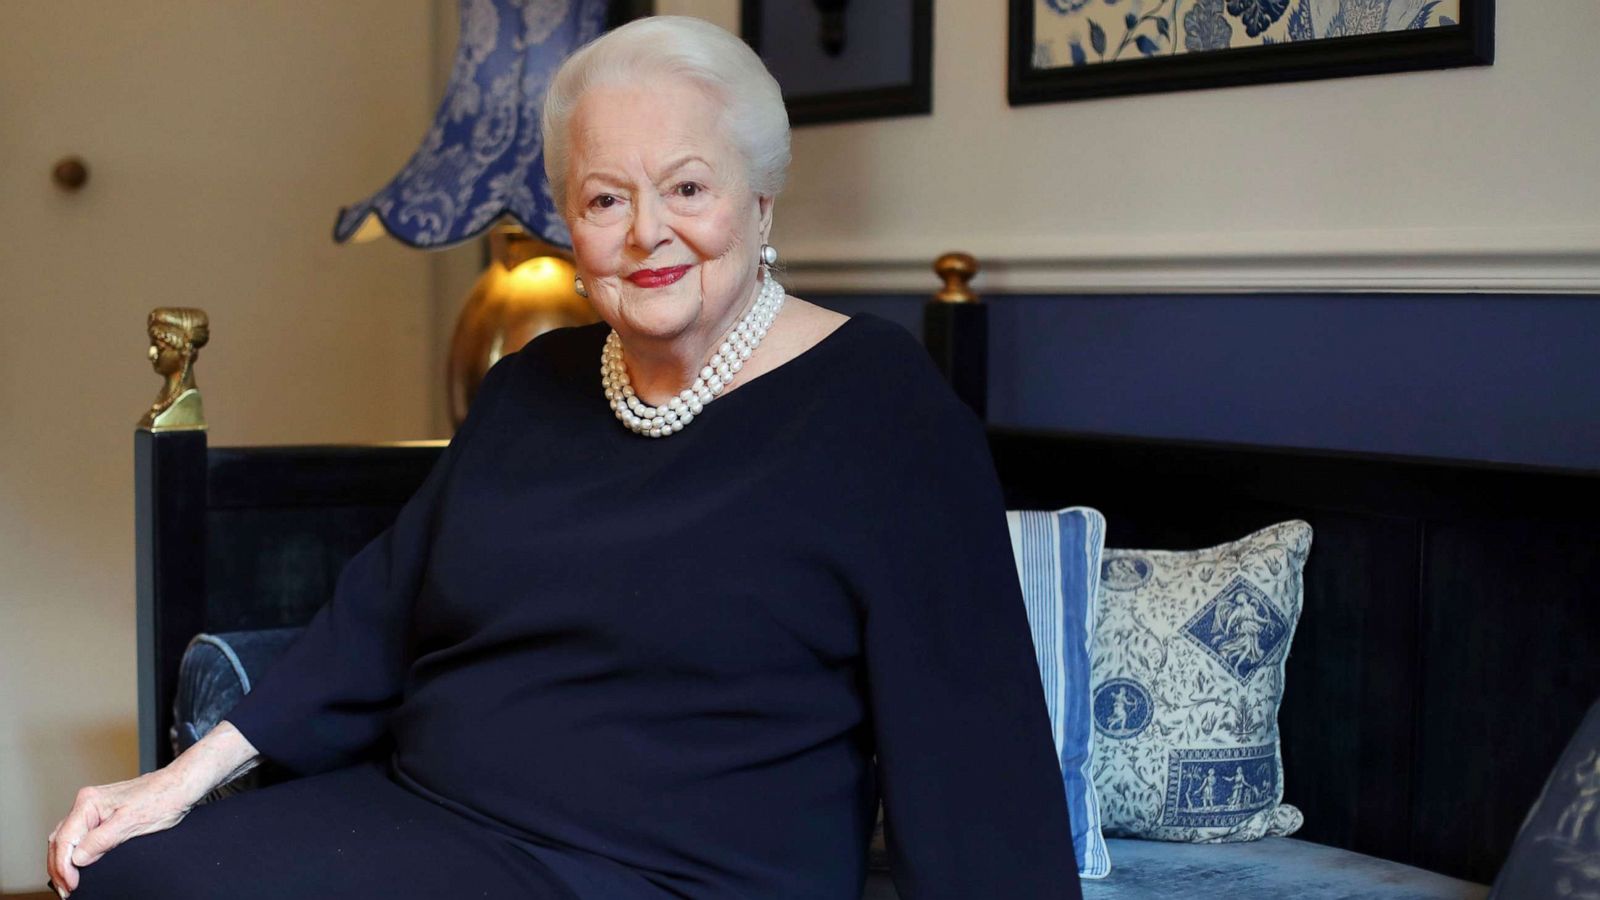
top-left (573, 275), bottom-right (588, 298)
top-left (760, 243), bottom-right (778, 266)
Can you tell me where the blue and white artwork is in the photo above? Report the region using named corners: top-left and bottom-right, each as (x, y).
top-left (1032, 0), bottom-right (1462, 69)
top-left (1162, 745), bottom-right (1279, 828)
top-left (1183, 575), bottom-right (1291, 683)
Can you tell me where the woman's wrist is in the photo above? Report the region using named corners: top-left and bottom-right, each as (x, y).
top-left (166, 720), bottom-right (261, 800)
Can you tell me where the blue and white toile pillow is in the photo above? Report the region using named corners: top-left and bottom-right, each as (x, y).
top-left (1090, 520), bottom-right (1312, 843)
top-left (1006, 507), bottom-right (1111, 878)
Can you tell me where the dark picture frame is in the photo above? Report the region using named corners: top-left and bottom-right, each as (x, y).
top-left (742, 0), bottom-right (932, 126)
top-left (1009, 0), bottom-right (1493, 105)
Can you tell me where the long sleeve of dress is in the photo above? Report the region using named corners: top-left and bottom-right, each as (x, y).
top-left (223, 352), bottom-right (518, 776)
top-left (859, 348), bottom-right (1084, 899)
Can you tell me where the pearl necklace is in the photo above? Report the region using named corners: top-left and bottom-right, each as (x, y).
top-left (601, 270), bottom-right (786, 438)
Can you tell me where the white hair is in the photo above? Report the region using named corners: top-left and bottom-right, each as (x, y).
top-left (541, 15), bottom-right (791, 213)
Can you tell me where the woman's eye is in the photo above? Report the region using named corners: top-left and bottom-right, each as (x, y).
top-left (675, 182), bottom-right (701, 198)
top-left (589, 194), bottom-right (619, 210)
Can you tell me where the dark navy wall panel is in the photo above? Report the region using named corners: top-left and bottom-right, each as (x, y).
top-left (815, 293), bottom-right (924, 335)
top-left (813, 292), bottom-right (1600, 472)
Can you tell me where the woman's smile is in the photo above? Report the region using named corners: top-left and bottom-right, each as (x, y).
top-left (626, 264), bottom-right (692, 288)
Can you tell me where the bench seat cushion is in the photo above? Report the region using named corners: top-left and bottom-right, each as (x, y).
top-left (863, 838), bottom-right (1487, 900)
top-left (184, 635), bottom-right (1488, 900)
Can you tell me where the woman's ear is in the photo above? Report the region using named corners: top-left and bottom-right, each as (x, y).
top-left (756, 194), bottom-right (775, 242)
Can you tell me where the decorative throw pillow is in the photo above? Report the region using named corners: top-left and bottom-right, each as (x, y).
top-left (1090, 520), bottom-right (1312, 842)
top-left (1007, 507), bottom-right (1111, 878)
top-left (869, 507), bottom-right (1111, 878)
top-left (1488, 698), bottom-right (1600, 898)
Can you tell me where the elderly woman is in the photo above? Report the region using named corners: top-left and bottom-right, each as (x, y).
top-left (49, 16), bottom-right (1080, 900)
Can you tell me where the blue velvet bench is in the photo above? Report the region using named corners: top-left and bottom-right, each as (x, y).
top-left (154, 427), bottom-right (1600, 897)
top-left (175, 628), bottom-right (1489, 898)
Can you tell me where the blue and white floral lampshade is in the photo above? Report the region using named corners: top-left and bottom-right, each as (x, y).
top-left (334, 0), bottom-right (608, 250)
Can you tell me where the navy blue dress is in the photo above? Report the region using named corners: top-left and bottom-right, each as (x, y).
top-left (80, 313), bottom-right (1081, 899)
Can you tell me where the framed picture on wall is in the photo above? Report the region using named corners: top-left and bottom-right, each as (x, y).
top-left (1009, 0), bottom-right (1493, 105)
top-left (741, 0), bottom-right (932, 126)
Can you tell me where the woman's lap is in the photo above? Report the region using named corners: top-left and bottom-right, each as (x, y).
top-left (71, 759), bottom-right (576, 899)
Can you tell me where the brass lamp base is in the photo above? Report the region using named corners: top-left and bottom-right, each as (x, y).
top-left (447, 224), bottom-right (598, 427)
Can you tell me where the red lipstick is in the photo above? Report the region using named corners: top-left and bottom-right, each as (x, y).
top-left (626, 265), bottom-right (692, 288)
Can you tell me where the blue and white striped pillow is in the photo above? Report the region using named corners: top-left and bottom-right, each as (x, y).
top-left (1006, 507), bottom-right (1111, 880)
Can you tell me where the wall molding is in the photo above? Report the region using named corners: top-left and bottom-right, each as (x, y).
top-left (776, 226), bottom-right (1600, 295)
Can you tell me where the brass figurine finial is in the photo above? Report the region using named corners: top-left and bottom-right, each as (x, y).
top-left (139, 307), bottom-right (209, 432)
top-left (934, 252), bottom-right (979, 304)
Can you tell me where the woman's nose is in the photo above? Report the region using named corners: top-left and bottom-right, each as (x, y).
top-left (628, 193), bottom-right (670, 255)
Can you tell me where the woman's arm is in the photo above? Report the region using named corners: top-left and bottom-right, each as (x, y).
top-left (858, 347), bottom-right (1082, 899)
top-left (171, 720), bottom-right (260, 796)
top-left (49, 353), bottom-right (526, 897)
top-left (222, 351), bottom-right (520, 775)
top-left (48, 722), bottom-right (260, 897)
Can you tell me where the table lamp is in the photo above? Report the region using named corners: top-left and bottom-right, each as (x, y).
top-left (333, 0), bottom-right (608, 426)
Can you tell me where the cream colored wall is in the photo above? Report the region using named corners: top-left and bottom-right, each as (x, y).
top-left (656, 0), bottom-right (738, 29)
top-left (660, 3), bottom-right (1600, 292)
top-left (0, 2), bottom-right (445, 890)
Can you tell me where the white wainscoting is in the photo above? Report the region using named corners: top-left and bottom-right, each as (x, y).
top-left (780, 226), bottom-right (1600, 295)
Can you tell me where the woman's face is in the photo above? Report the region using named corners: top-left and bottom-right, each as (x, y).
top-left (147, 336), bottom-right (181, 375)
top-left (563, 77), bottom-right (772, 348)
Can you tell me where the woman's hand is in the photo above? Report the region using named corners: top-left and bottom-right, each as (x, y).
top-left (46, 767), bottom-right (199, 897)
top-left (46, 720), bottom-right (259, 897)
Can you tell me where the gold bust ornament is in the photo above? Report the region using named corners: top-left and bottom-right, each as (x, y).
top-left (138, 307), bottom-right (209, 432)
